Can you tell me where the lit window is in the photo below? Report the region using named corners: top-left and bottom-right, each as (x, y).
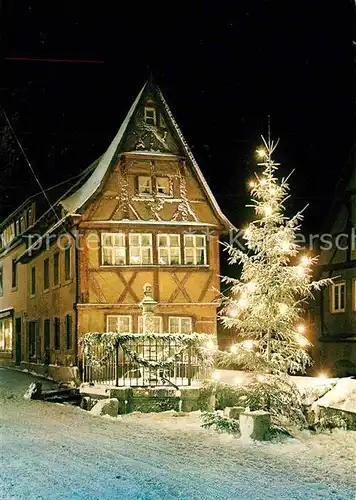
top-left (107, 315), bottom-right (132, 333)
top-left (2, 223), bottom-right (15, 247)
top-left (158, 234), bottom-right (181, 265)
top-left (0, 318), bottom-right (12, 352)
top-left (138, 316), bottom-right (162, 333)
top-left (331, 282), bottom-right (346, 313)
top-left (138, 176), bottom-right (153, 195)
top-left (159, 114), bottom-right (166, 128)
top-left (144, 107), bottom-right (156, 126)
top-left (129, 233), bottom-right (153, 265)
top-left (184, 234), bottom-right (207, 265)
top-left (19, 216), bottom-right (25, 234)
top-left (169, 317), bottom-right (192, 334)
top-left (101, 233), bottom-right (126, 266)
top-left (157, 177), bottom-right (170, 196)
top-left (27, 207), bottom-right (33, 227)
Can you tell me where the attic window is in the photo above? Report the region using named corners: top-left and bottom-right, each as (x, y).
top-left (144, 107), bottom-right (156, 126)
top-left (138, 176), bottom-right (153, 195)
top-left (157, 177), bottom-right (170, 196)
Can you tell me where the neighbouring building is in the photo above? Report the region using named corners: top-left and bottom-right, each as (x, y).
top-left (0, 80), bottom-right (232, 380)
top-left (311, 158), bottom-right (356, 377)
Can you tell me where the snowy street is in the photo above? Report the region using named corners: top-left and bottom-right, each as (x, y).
top-left (0, 368), bottom-right (355, 500)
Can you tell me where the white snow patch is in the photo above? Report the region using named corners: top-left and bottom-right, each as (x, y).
top-left (312, 377), bottom-right (356, 413)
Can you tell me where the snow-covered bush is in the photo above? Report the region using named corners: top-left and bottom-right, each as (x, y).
top-left (203, 375), bottom-right (307, 428)
top-left (201, 411), bottom-right (240, 434)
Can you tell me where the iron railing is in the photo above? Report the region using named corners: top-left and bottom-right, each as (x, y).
top-left (82, 336), bottom-right (208, 387)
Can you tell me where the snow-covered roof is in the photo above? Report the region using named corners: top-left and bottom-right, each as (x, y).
top-left (60, 84), bottom-right (146, 214)
top-left (59, 81), bottom-right (234, 230)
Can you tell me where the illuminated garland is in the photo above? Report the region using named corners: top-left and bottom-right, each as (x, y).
top-left (79, 332), bottom-right (216, 370)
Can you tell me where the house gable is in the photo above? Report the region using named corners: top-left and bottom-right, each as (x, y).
top-left (60, 80), bottom-right (232, 230)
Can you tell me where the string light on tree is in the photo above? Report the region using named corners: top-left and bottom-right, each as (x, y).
top-left (219, 135), bottom-right (332, 374)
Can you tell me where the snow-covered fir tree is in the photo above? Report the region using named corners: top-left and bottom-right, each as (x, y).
top-left (218, 137), bottom-right (332, 375)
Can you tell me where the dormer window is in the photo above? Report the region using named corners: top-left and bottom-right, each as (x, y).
top-left (157, 177), bottom-right (170, 196)
top-left (138, 176), bottom-right (153, 195)
top-left (144, 107), bottom-right (156, 126)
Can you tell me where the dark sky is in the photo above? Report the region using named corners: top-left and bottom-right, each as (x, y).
top-left (0, 1), bottom-right (354, 234)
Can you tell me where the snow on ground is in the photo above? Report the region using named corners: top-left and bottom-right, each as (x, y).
top-left (0, 367), bottom-right (355, 500)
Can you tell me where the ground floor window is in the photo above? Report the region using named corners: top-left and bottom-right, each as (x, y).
top-left (106, 315), bottom-right (132, 333)
top-left (0, 318), bottom-right (12, 352)
top-left (168, 317), bottom-right (192, 334)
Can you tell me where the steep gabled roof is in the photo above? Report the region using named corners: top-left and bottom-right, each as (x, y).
top-left (59, 80), bottom-right (233, 230)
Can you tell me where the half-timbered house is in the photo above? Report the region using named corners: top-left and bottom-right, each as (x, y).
top-left (0, 80), bottom-right (232, 380)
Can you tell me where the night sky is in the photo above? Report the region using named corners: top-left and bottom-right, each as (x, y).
top-left (0, 1), bottom-right (354, 236)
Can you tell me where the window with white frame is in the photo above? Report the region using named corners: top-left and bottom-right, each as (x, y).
top-left (107, 315), bottom-right (132, 333)
top-left (331, 282), bottom-right (346, 312)
top-left (144, 107), bottom-right (156, 126)
top-left (138, 176), bottom-right (153, 195)
top-left (184, 234), bottom-right (207, 265)
top-left (129, 233), bottom-right (153, 265)
top-left (138, 316), bottom-right (163, 333)
top-left (158, 234), bottom-right (181, 265)
top-left (101, 233), bottom-right (126, 266)
top-left (169, 316), bottom-right (192, 334)
top-left (156, 177), bottom-right (170, 196)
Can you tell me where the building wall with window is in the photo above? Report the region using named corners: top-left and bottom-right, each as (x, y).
top-left (74, 136), bottom-right (225, 340)
top-left (24, 233), bottom-right (77, 366)
top-left (0, 79), bottom-right (232, 379)
top-left (0, 240), bottom-right (28, 365)
top-left (311, 167), bottom-right (356, 377)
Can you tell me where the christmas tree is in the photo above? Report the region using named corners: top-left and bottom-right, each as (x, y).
top-left (218, 137), bottom-right (332, 375)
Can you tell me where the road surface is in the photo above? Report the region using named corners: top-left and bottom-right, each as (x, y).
top-left (0, 367), bottom-right (355, 499)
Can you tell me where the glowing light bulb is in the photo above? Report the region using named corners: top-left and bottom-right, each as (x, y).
top-left (257, 374), bottom-right (265, 382)
top-left (257, 149), bottom-right (266, 157)
top-left (249, 180), bottom-right (256, 188)
top-left (228, 307), bottom-right (238, 318)
top-left (244, 227), bottom-right (252, 238)
top-left (238, 297), bottom-right (248, 309)
top-left (212, 371), bottom-right (221, 381)
top-left (300, 256), bottom-right (309, 266)
top-left (246, 281), bottom-right (256, 292)
top-left (264, 206), bottom-right (272, 216)
top-left (241, 340), bottom-right (254, 350)
top-left (296, 334), bottom-right (309, 347)
top-left (205, 340), bottom-right (216, 350)
top-left (296, 265), bottom-right (305, 276)
top-left (280, 240), bottom-right (290, 252)
top-left (260, 178), bottom-right (268, 185)
top-left (230, 344), bottom-right (237, 354)
top-left (279, 303), bottom-right (288, 315)
top-left (296, 324), bottom-right (305, 334)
